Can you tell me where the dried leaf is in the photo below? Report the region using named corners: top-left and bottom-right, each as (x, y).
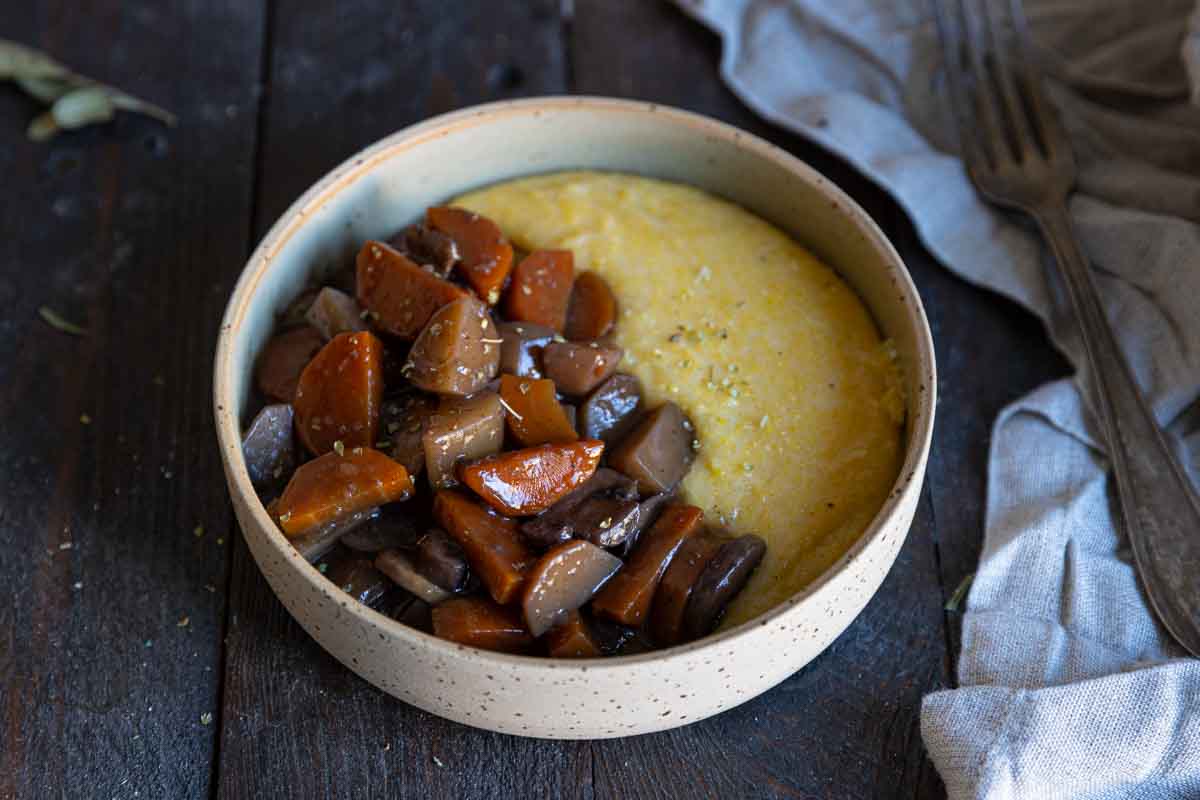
top-left (38, 306), bottom-right (87, 336)
top-left (1, 37), bottom-right (175, 140)
top-left (51, 87), bottom-right (115, 130)
top-left (944, 572), bottom-right (975, 613)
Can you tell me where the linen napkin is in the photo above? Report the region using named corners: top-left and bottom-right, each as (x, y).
top-left (677, 1), bottom-right (1200, 796)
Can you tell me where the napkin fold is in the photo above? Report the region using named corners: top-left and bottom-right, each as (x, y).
top-left (678, 1), bottom-right (1200, 796)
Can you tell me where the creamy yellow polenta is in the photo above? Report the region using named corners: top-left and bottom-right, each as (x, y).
top-left (455, 172), bottom-right (904, 628)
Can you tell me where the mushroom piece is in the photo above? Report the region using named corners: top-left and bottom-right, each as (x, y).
top-left (404, 296), bottom-right (500, 396)
top-left (241, 403), bottom-right (295, 487)
top-left (374, 549), bottom-right (453, 605)
top-left (578, 373), bottom-right (643, 444)
top-left (607, 402), bottom-right (696, 494)
top-left (325, 557), bottom-right (391, 606)
top-left (497, 321), bottom-right (555, 378)
top-left (541, 340), bottom-right (622, 396)
top-left (255, 326), bottom-right (325, 403)
top-left (381, 393), bottom-right (438, 478)
top-left (520, 467), bottom-right (638, 548)
top-left (412, 528), bottom-right (470, 593)
top-left (386, 222), bottom-right (460, 277)
top-left (304, 286), bottom-right (367, 340)
top-left (422, 391), bottom-right (505, 490)
top-left (650, 534), bottom-right (724, 646)
top-left (683, 534), bottom-right (767, 640)
top-left (339, 507), bottom-right (423, 553)
top-left (521, 540), bottom-right (622, 637)
top-left (291, 507), bottom-right (379, 563)
top-left (431, 596), bottom-right (533, 653)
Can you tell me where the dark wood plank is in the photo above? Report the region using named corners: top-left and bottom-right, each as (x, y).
top-left (215, 3), bottom-right (594, 799)
top-left (571, 2), bottom-right (948, 797)
top-left (0, 2), bottom-right (265, 798)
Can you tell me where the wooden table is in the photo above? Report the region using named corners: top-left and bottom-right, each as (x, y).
top-left (0, 2), bottom-right (1068, 798)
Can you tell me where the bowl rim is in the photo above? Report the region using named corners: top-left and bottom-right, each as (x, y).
top-left (213, 95), bottom-right (936, 673)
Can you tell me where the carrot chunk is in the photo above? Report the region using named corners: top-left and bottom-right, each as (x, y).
top-left (457, 440), bottom-right (604, 516)
top-left (293, 331), bottom-right (383, 455)
top-left (426, 207), bottom-right (514, 305)
top-left (564, 271), bottom-right (617, 341)
top-left (545, 611), bottom-right (602, 658)
top-left (432, 489), bottom-right (534, 604)
top-left (274, 448), bottom-right (413, 538)
top-left (500, 375), bottom-right (579, 447)
top-left (356, 240), bottom-right (469, 338)
top-left (503, 250), bottom-right (574, 333)
top-left (591, 504), bottom-right (703, 626)
top-left (431, 596), bottom-right (533, 653)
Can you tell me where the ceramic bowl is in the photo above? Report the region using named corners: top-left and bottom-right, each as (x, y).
top-left (214, 97), bottom-right (936, 739)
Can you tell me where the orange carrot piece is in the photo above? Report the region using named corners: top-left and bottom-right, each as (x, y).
top-left (426, 207), bottom-right (514, 305)
top-left (591, 504), bottom-right (703, 626)
top-left (274, 448), bottom-right (413, 538)
top-left (564, 271), bottom-right (617, 341)
top-left (432, 489), bottom-right (534, 604)
top-left (545, 611), bottom-right (602, 658)
top-left (503, 250), bottom-right (574, 333)
top-left (431, 596), bottom-right (533, 653)
top-left (457, 440), bottom-right (604, 516)
top-left (355, 240), bottom-right (469, 339)
top-left (293, 331), bottom-right (383, 455)
top-left (500, 374), bottom-right (579, 447)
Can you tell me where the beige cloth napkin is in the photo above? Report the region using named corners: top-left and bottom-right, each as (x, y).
top-left (678, 0), bottom-right (1200, 796)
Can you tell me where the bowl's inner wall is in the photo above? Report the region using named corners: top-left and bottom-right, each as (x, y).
top-left (232, 104), bottom-right (926, 454)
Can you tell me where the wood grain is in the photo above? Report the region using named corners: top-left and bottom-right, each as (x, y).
top-left (0, 2), bottom-right (265, 798)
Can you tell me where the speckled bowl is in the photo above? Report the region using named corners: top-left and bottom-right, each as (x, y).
top-left (214, 97), bottom-right (935, 739)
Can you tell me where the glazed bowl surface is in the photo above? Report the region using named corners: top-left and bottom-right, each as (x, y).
top-left (213, 96), bottom-right (936, 739)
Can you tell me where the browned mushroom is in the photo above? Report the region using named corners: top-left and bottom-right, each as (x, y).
top-left (340, 507), bottom-right (423, 553)
top-left (431, 596), bottom-right (533, 653)
top-left (650, 534), bottom-right (724, 646)
top-left (325, 557), bottom-right (391, 606)
top-left (521, 540), bottom-right (622, 637)
top-left (422, 391), bottom-right (505, 490)
top-left (241, 403), bottom-right (295, 487)
top-left (255, 326), bottom-right (325, 403)
top-left (413, 528), bottom-right (470, 592)
top-left (542, 340), bottom-right (623, 396)
top-left (578, 373), bottom-right (643, 444)
top-left (305, 286), bottom-right (367, 340)
top-left (590, 504), bottom-right (703, 626)
top-left (405, 296), bottom-right (500, 396)
top-left (432, 489), bottom-right (534, 604)
top-left (544, 611), bottom-right (602, 658)
top-left (291, 507), bottom-right (379, 563)
top-left (683, 534), bottom-right (767, 640)
top-left (608, 402), bottom-right (696, 494)
top-left (387, 222), bottom-right (460, 277)
top-left (520, 467), bottom-right (638, 548)
top-left (374, 549), bottom-right (453, 605)
top-left (381, 393), bottom-right (438, 478)
top-left (620, 491), bottom-right (673, 557)
top-left (497, 321), bottom-right (555, 378)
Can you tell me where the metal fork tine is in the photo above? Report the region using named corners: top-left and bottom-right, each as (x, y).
top-left (982, 0), bottom-right (1037, 160)
top-left (1006, 0), bottom-right (1069, 158)
top-left (931, 0), bottom-right (988, 168)
top-left (954, 0), bottom-right (1008, 167)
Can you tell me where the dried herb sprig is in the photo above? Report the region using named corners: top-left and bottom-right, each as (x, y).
top-left (0, 38), bottom-right (175, 141)
top-left (38, 306), bottom-right (88, 336)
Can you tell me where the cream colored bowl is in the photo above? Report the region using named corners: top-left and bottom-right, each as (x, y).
top-left (213, 97), bottom-right (936, 739)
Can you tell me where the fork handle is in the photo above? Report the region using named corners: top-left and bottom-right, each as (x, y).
top-left (1035, 203), bottom-right (1200, 655)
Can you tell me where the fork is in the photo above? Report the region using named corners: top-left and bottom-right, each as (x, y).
top-left (933, 0), bottom-right (1200, 656)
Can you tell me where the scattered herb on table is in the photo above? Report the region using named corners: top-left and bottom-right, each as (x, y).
top-left (945, 572), bottom-right (975, 612)
top-left (38, 306), bottom-right (87, 336)
top-left (0, 38), bottom-right (176, 140)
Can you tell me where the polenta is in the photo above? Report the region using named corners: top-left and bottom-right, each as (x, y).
top-left (456, 171), bottom-right (904, 628)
